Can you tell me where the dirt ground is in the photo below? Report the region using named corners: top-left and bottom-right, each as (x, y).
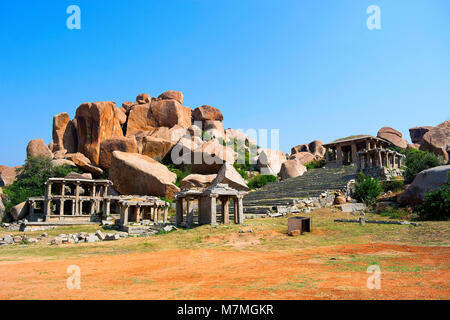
top-left (0, 243), bottom-right (448, 300)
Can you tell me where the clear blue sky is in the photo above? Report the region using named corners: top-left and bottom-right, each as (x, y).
top-left (1, 0), bottom-right (449, 166)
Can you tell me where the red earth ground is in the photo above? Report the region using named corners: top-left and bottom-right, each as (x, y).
top-left (0, 243), bottom-right (448, 300)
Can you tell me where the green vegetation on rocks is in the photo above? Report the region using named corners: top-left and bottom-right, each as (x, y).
top-left (2, 156), bottom-right (82, 214)
top-left (404, 148), bottom-right (441, 184)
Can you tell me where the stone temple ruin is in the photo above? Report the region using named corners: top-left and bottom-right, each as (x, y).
top-left (23, 174), bottom-right (170, 228)
top-left (175, 163), bottom-right (249, 227)
top-left (323, 135), bottom-right (405, 179)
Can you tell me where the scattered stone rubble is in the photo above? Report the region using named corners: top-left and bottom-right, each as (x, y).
top-left (0, 223), bottom-right (178, 246)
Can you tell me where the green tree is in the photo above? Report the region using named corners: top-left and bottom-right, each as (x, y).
top-left (354, 172), bottom-right (383, 206)
top-left (247, 175), bottom-right (277, 190)
top-left (2, 156), bottom-right (81, 214)
top-left (418, 172), bottom-right (450, 221)
top-left (404, 149), bottom-right (441, 184)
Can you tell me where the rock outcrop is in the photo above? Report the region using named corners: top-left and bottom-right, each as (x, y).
top-left (189, 139), bottom-right (236, 174)
top-left (288, 152), bottom-right (315, 165)
top-left (291, 140), bottom-right (325, 159)
top-left (109, 151), bottom-right (180, 199)
top-left (211, 163), bottom-right (249, 191)
top-left (224, 128), bottom-right (257, 146)
top-left (52, 112), bottom-right (78, 153)
top-left (192, 105), bottom-right (223, 121)
top-left (158, 90), bottom-right (184, 104)
top-left (180, 174), bottom-right (217, 190)
top-left (257, 149), bottom-right (286, 175)
top-left (409, 126), bottom-right (433, 144)
top-left (279, 159), bottom-right (307, 180)
top-left (75, 101), bottom-right (124, 164)
top-left (0, 166), bottom-right (19, 187)
top-left (419, 120), bottom-right (450, 163)
top-left (377, 127), bottom-right (408, 149)
top-left (125, 103), bottom-right (154, 136)
top-left (26, 139), bottom-right (53, 159)
top-left (150, 99), bottom-right (192, 129)
top-left (136, 93), bottom-right (151, 104)
top-left (10, 201), bottom-right (29, 221)
top-left (66, 153), bottom-right (104, 177)
top-left (99, 136), bottom-right (138, 169)
top-left (397, 165), bottom-right (450, 205)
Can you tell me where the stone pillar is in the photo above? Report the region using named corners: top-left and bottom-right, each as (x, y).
top-left (75, 182), bottom-right (80, 215)
top-left (222, 197), bottom-right (230, 224)
top-left (44, 182), bottom-right (52, 215)
top-left (377, 150), bottom-right (383, 168)
top-left (336, 145), bottom-right (343, 165)
top-left (90, 200), bottom-right (95, 215)
top-left (356, 154), bottom-right (361, 171)
top-left (324, 147), bottom-right (330, 163)
top-left (163, 206), bottom-right (168, 223)
top-left (136, 206), bottom-right (141, 223)
top-left (385, 152), bottom-right (389, 168)
top-left (186, 199), bottom-right (194, 228)
top-left (105, 200), bottom-right (111, 216)
top-left (234, 198), bottom-right (239, 224)
top-left (236, 196), bottom-right (244, 224)
top-left (29, 201), bottom-right (35, 217)
top-left (92, 184), bottom-right (96, 197)
top-left (210, 196), bottom-right (217, 226)
top-left (176, 199), bottom-right (184, 227)
top-left (59, 199), bottom-right (64, 216)
top-left (351, 143), bottom-right (357, 164)
top-left (121, 205), bottom-right (129, 226)
top-left (71, 200), bottom-right (76, 216)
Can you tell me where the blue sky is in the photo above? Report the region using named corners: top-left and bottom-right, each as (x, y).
top-left (0, 0), bottom-right (449, 166)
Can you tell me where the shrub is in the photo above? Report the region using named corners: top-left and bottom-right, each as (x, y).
top-left (166, 164), bottom-right (191, 187)
top-left (377, 206), bottom-right (410, 219)
top-left (404, 149), bottom-right (441, 184)
top-left (247, 175), bottom-right (277, 190)
top-left (305, 159), bottom-right (325, 170)
top-left (2, 156), bottom-right (82, 214)
top-left (381, 179), bottom-right (404, 193)
top-left (417, 172), bottom-right (450, 221)
top-left (354, 172), bottom-right (383, 206)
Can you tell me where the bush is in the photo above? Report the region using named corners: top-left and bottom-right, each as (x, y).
top-left (2, 156), bottom-right (82, 214)
top-left (247, 175), bottom-right (277, 190)
top-left (354, 172), bottom-right (383, 206)
top-left (377, 206), bottom-right (410, 219)
top-left (305, 159), bottom-right (325, 170)
top-left (417, 172), bottom-right (450, 221)
top-left (404, 149), bottom-right (441, 184)
top-left (381, 179), bottom-right (404, 193)
top-left (166, 164), bottom-right (191, 187)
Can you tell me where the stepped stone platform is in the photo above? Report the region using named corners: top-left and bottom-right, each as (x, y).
top-left (243, 166), bottom-right (358, 216)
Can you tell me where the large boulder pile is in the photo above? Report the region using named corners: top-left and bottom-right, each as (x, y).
top-left (109, 151), bottom-right (180, 199)
top-left (17, 89), bottom-right (287, 201)
top-left (377, 127), bottom-right (408, 149)
top-left (291, 140), bottom-right (325, 159)
top-left (52, 112), bottom-right (77, 153)
top-left (75, 101), bottom-right (124, 164)
top-left (257, 149), bottom-right (286, 175)
top-left (26, 139), bottom-right (53, 159)
top-left (0, 166), bottom-right (19, 187)
top-left (409, 120), bottom-right (450, 163)
top-left (397, 165), bottom-right (450, 205)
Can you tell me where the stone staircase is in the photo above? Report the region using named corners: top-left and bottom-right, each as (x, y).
top-left (243, 165), bottom-right (358, 216)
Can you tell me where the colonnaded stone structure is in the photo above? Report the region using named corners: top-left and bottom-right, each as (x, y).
top-left (117, 196), bottom-right (169, 227)
top-left (40, 177), bottom-right (113, 222)
top-left (23, 176), bottom-right (170, 225)
top-left (323, 135), bottom-right (405, 173)
top-left (175, 183), bottom-right (246, 227)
